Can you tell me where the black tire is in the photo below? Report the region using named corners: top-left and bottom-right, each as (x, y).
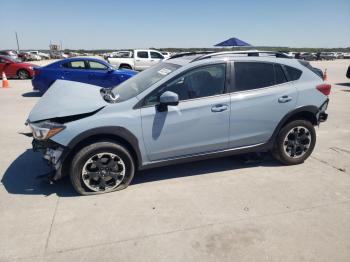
top-left (119, 64), bottom-right (132, 70)
top-left (17, 69), bottom-right (30, 79)
top-left (70, 141), bottom-right (135, 195)
top-left (272, 120), bottom-right (316, 165)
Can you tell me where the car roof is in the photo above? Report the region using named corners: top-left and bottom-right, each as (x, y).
top-left (167, 51), bottom-right (303, 69)
top-left (48, 57), bottom-right (110, 67)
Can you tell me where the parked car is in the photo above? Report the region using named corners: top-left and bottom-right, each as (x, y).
top-left (0, 55), bottom-right (36, 79)
top-left (29, 51), bottom-right (50, 60)
top-left (320, 52), bottom-right (336, 60)
top-left (0, 50), bottom-right (18, 60)
top-left (18, 52), bottom-right (31, 61)
top-left (27, 51), bottom-right (330, 195)
top-left (343, 53), bottom-right (350, 59)
top-left (25, 52), bottom-right (41, 61)
top-left (279, 51), bottom-right (296, 58)
top-left (299, 53), bottom-right (316, 61)
top-left (107, 49), bottom-right (164, 70)
top-left (108, 51), bottom-right (133, 59)
top-left (32, 57), bottom-right (137, 93)
top-left (334, 52), bottom-right (344, 59)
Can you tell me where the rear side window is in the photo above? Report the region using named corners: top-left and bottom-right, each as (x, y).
top-left (274, 64), bottom-right (287, 84)
top-left (284, 65), bottom-right (302, 81)
top-left (234, 62), bottom-right (275, 91)
top-left (62, 61), bottom-right (86, 69)
top-left (137, 51), bottom-right (149, 58)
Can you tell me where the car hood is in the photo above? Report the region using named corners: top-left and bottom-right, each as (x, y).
top-left (28, 80), bottom-right (107, 122)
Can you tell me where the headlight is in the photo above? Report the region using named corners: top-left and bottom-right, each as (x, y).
top-left (29, 121), bottom-right (65, 140)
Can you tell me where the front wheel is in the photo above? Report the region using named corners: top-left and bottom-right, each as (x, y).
top-left (272, 120), bottom-right (316, 165)
top-left (70, 141), bottom-right (135, 195)
top-left (17, 69), bottom-right (30, 79)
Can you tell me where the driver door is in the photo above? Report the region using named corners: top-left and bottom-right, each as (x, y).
top-left (140, 63), bottom-right (230, 161)
top-left (86, 60), bottom-right (117, 88)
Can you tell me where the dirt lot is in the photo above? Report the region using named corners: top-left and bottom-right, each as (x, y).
top-left (0, 59), bottom-right (349, 262)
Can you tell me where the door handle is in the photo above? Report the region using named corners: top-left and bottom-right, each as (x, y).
top-left (278, 95), bottom-right (292, 103)
top-left (211, 104), bottom-right (228, 112)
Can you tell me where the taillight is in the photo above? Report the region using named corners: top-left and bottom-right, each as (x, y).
top-left (316, 83), bottom-right (331, 96)
top-left (34, 68), bottom-right (40, 77)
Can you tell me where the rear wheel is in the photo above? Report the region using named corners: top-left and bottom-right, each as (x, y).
top-left (119, 64), bottom-right (132, 70)
top-left (70, 141), bottom-right (135, 195)
top-left (17, 69), bottom-right (30, 79)
top-left (272, 120), bottom-right (316, 165)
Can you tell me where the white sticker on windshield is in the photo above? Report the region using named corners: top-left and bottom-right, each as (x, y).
top-left (158, 68), bottom-right (172, 75)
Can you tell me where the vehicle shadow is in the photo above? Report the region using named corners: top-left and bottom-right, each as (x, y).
top-left (1, 150), bottom-right (280, 197)
top-left (22, 91), bottom-right (42, 97)
top-left (1, 149), bottom-right (77, 197)
top-left (133, 153), bottom-right (280, 184)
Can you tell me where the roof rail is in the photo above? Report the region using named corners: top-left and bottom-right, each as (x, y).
top-left (168, 51), bottom-right (214, 59)
top-left (191, 50), bottom-right (290, 62)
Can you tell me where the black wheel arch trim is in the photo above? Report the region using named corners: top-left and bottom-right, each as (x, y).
top-left (268, 105), bottom-right (319, 146)
top-left (65, 126), bottom-right (142, 169)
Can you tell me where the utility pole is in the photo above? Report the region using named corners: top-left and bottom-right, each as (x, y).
top-left (15, 32), bottom-right (20, 52)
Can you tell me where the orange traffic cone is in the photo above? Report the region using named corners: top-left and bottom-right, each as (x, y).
top-left (323, 69), bottom-right (328, 81)
top-left (2, 72), bottom-right (9, 88)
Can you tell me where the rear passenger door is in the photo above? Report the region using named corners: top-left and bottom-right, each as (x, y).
top-left (228, 61), bottom-right (298, 148)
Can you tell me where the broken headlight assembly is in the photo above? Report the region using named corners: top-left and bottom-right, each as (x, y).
top-left (29, 121), bottom-right (66, 141)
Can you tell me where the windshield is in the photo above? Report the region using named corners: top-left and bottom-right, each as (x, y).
top-left (111, 62), bottom-right (180, 102)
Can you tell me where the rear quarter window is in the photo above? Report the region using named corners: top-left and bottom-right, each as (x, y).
top-left (284, 65), bottom-right (302, 81)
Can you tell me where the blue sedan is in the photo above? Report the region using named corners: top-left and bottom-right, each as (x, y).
top-left (32, 57), bottom-right (137, 93)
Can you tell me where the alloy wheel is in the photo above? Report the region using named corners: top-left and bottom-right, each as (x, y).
top-left (81, 153), bottom-right (126, 192)
top-left (283, 126), bottom-right (312, 158)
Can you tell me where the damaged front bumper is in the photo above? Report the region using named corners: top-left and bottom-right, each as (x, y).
top-left (32, 139), bottom-right (67, 181)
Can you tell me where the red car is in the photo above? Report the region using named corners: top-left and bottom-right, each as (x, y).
top-left (0, 55), bottom-right (36, 79)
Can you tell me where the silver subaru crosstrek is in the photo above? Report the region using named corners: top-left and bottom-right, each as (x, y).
top-left (27, 51), bottom-right (330, 195)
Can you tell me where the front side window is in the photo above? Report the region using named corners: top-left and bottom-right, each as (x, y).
top-left (144, 63), bottom-right (226, 106)
top-left (150, 52), bottom-right (164, 59)
top-left (234, 62), bottom-right (275, 91)
top-left (88, 61), bottom-right (107, 70)
top-left (137, 51), bottom-right (149, 59)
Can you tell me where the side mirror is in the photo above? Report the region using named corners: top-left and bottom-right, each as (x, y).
top-left (107, 67), bottom-right (114, 73)
top-left (157, 91), bottom-right (179, 111)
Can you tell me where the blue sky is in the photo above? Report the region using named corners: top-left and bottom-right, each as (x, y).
top-left (1, 0), bottom-right (349, 50)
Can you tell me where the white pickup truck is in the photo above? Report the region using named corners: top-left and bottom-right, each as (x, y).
top-left (107, 49), bottom-right (164, 71)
